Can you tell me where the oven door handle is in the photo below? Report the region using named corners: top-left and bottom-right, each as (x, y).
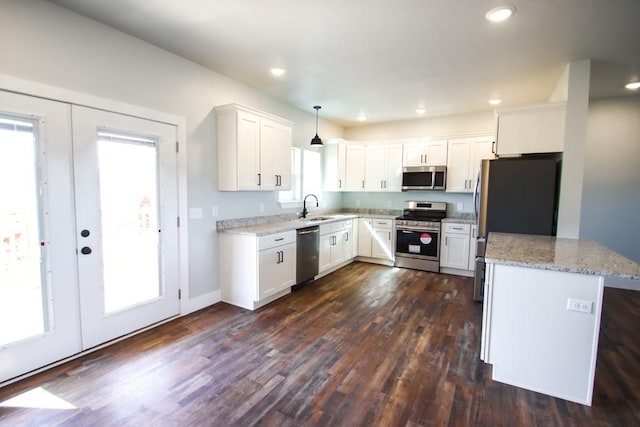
top-left (397, 226), bottom-right (440, 233)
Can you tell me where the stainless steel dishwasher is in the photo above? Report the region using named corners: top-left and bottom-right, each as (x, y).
top-left (294, 226), bottom-right (319, 288)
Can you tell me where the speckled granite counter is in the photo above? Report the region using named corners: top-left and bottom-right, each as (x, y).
top-left (485, 232), bottom-right (640, 280)
top-left (218, 210), bottom-right (399, 237)
top-left (443, 213), bottom-right (476, 224)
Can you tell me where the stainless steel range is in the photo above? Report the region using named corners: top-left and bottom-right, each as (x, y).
top-left (394, 201), bottom-right (447, 273)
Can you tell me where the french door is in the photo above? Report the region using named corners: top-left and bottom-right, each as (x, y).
top-left (72, 106), bottom-right (180, 349)
top-left (0, 92), bottom-right (180, 383)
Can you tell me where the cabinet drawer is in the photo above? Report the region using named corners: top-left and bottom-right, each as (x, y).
top-left (444, 223), bottom-right (471, 234)
top-left (320, 220), bottom-right (345, 235)
top-left (372, 218), bottom-right (393, 229)
top-left (258, 230), bottom-right (296, 251)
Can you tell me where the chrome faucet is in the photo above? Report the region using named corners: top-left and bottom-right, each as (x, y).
top-left (301, 193), bottom-right (319, 218)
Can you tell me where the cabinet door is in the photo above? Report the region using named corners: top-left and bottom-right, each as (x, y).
top-left (372, 228), bottom-right (393, 260)
top-left (258, 243), bottom-right (295, 300)
top-left (446, 138), bottom-right (470, 192)
top-left (330, 233), bottom-right (345, 265)
top-left (342, 228), bottom-right (353, 261)
top-left (403, 141), bottom-right (426, 166)
top-left (384, 144), bottom-right (403, 191)
top-left (469, 136), bottom-right (494, 186)
top-left (319, 233), bottom-right (333, 272)
top-left (425, 139), bottom-right (448, 165)
top-left (236, 111), bottom-right (261, 190)
top-left (441, 233), bottom-right (470, 269)
top-left (365, 145), bottom-right (386, 191)
top-left (345, 144), bottom-right (366, 191)
top-left (260, 119), bottom-right (291, 190)
top-left (323, 140), bottom-right (346, 191)
top-left (357, 219), bottom-right (373, 257)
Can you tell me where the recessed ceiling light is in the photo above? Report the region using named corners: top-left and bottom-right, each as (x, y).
top-left (489, 98), bottom-right (502, 106)
top-left (485, 6), bottom-right (516, 22)
top-left (415, 108), bottom-right (426, 115)
top-left (357, 114), bottom-right (367, 122)
top-left (270, 67), bottom-right (286, 77)
top-left (625, 81), bottom-right (640, 90)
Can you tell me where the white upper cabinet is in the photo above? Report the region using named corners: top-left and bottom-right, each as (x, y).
top-left (365, 143), bottom-right (403, 191)
top-left (403, 138), bottom-right (448, 166)
top-left (446, 135), bottom-right (495, 192)
top-left (322, 139), bottom-right (347, 191)
top-left (216, 103), bottom-right (293, 191)
top-left (496, 102), bottom-right (566, 156)
top-left (345, 143), bottom-right (366, 191)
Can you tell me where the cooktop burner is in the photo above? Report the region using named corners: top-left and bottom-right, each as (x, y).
top-left (396, 201), bottom-right (447, 223)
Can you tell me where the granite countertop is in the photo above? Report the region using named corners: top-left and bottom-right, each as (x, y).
top-left (442, 212), bottom-right (476, 224)
top-left (218, 212), bottom-right (398, 237)
top-left (485, 232), bottom-right (640, 280)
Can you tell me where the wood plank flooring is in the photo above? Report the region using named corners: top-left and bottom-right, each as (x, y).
top-left (0, 262), bottom-right (638, 426)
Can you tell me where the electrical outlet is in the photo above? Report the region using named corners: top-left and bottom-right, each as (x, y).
top-left (259, 203), bottom-right (265, 213)
top-left (356, 200), bottom-right (361, 207)
top-left (457, 203), bottom-right (463, 210)
top-left (567, 298), bottom-right (593, 314)
top-left (212, 206), bottom-right (219, 217)
top-left (387, 200), bottom-right (392, 208)
top-left (189, 207), bottom-right (203, 220)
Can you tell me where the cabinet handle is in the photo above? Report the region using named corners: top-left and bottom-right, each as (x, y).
top-left (388, 232), bottom-right (391, 240)
top-left (445, 237), bottom-right (449, 246)
top-left (280, 250), bottom-right (284, 263)
top-left (452, 227), bottom-right (463, 230)
top-left (362, 180), bottom-right (365, 189)
top-left (345, 232), bottom-right (349, 242)
top-left (275, 237), bottom-right (284, 241)
top-left (492, 141), bottom-right (496, 154)
top-left (338, 179), bottom-right (342, 188)
top-left (257, 173), bottom-right (261, 186)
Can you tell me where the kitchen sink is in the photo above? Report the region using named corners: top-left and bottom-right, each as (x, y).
top-left (305, 216), bottom-right (332, 222)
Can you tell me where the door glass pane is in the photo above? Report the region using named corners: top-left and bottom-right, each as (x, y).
top-left (0, 117), bottom-right (46, 346)
top-left (97, 132), bottom-right (160, 313)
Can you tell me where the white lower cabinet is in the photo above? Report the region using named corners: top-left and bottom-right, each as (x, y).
top-left (220, 230), bottom-right (296, 310)
top-left (440, 222), bottom-right (471, 271)
top-left (357, 218), bottom-right (394, 262)
top-left (319, 220), bottom-right (354, 275)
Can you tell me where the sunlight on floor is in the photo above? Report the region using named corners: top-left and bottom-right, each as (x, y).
top-left (0, 387), bottom-right (76, 410)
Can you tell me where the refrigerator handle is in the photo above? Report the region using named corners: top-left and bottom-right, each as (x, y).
top-left (473, 171), bottom-right (480, 220)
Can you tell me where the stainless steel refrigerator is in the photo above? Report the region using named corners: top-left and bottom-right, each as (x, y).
top-left (473, 156), bottom-right (561, 301)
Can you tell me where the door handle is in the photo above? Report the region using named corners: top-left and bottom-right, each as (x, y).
top-left (81, 246), bottom-right (92, 255)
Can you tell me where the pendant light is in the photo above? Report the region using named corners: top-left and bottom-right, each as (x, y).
top-left (310, 105), bottom-right (323, 146)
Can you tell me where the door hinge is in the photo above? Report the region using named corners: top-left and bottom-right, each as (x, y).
top-left (177, 216), bottom-right (180, 227)
top-left (176, 141), bottom-right (179, 153)
top-left (178, 289), bottom-right (182, 300)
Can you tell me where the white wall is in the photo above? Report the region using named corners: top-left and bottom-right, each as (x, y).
top-left (581, 95), bottom-right (640, 262)
top-left (0, 1), bottom-right (344, 303)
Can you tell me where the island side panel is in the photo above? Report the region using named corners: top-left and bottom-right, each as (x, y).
top-left (486, 263), bottom-right (604, 405)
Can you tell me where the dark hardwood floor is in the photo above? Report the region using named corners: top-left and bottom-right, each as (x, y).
top-left (0, 262), bottom-right (638, 426)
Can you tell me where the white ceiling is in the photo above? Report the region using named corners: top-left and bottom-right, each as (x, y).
top-left (49, 0), bottom-right (640, 126)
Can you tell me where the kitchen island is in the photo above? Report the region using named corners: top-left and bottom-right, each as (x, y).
top-left (481, 232), bottom-right (640, 406)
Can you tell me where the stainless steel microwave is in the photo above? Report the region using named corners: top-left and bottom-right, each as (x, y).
top-left (401, 166), bottom-right (447, 191)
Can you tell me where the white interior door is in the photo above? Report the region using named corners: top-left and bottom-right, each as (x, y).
top-left (0, 91), bottom-right (81, 383)
top-left (72, 106), bottom-right (180, 349)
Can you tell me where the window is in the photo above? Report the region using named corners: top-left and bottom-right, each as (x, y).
top-left (279, 147), bottom-right (321, 207)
